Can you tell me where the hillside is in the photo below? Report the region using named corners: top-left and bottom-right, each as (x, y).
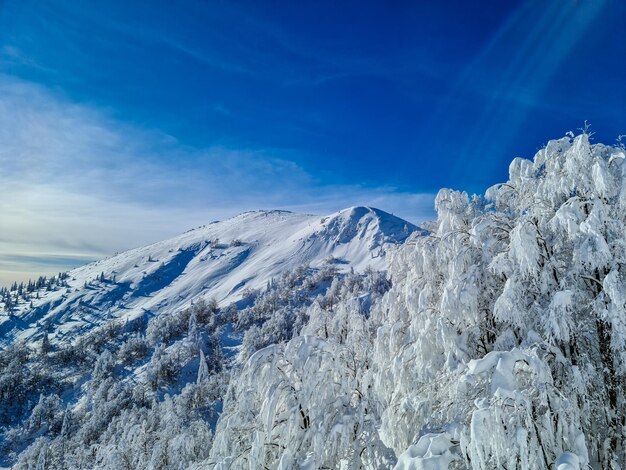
top-left (0, 206), bottom-right (421, 350)
top-left (0, 206), bottom-right (422, 468)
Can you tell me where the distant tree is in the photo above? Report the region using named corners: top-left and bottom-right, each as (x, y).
top-left (41, 332), bottom-right (50, 356)
top-left (197, 350), bottom-right (209, 385)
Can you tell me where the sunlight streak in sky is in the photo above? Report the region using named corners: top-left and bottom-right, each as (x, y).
top-left (415, 0), bottom-right (611, 190)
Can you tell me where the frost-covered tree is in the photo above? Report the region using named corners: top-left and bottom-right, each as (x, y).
top-left (210, 336), bottom-right (395, 469)
top-left (208, 133), bottom-right (626, 469)
top-left (370, 133), bottom-right (626, 468)
top-left (208, 268), bottom-right (394, 468)
top-left (197, 349), bottom-right (209, 385)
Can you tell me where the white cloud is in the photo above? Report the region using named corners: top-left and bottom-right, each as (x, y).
top-left (0, 75), bottom-right (435, 285)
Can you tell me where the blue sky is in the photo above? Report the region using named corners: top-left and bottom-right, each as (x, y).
top-left (0, 0), bottom-right (624, 284)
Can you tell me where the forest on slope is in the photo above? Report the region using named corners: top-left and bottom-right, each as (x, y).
top-left (206, 132), bottom-right (626, 469)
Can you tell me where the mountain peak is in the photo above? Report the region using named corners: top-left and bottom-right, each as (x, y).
top-left (321, 205), bottom-right (425, 245)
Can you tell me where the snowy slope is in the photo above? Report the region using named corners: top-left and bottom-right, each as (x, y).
top-left (0, 207), bottom-right (422, 348)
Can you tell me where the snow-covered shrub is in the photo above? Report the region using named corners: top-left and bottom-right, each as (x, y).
top-left (117, 334), bottom-right (149, 365)
top-left (210, 336), bottom-right (395, 469)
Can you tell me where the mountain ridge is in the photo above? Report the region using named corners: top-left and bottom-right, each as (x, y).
top-left (0, 206), bottom-right (424, 349)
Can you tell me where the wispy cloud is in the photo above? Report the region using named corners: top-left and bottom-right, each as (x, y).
top-left (0, 75), bottom-right (435, 285)
top-left (52, 1), bottom-right (432, 90)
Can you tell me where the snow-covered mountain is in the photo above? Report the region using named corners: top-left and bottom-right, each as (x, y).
top-left (4, 132), bottom-right (626, 470)
top-left (0, 206), bottom-right (420, 348)
top-left (0, 206), bottom-right (422, 469)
